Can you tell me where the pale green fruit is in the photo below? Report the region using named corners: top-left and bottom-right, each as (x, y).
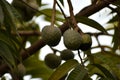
top-left (44, 54), bottom-right (61, 69)
top-left (63, 29), bottom-right (82, 50)
top-left (42, 26), bottom-right (62, 46)
top-left (79, 34), bottom-right (92, 51)
top-left (60, 49), bottom-right (74, 61)
top-left (17, 63), bottom-right (26, 77)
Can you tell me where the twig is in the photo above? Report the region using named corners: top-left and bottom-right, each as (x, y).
top-left (18, 0), bottom-right (38, 12)
top-left (56, 1), bottom-right (67, 19)
top-left (12, 31), bottom-right (41, 36)
top-left (86, 32), bottom-right (113, 36)
top-left (67, 0), bottom-right (83, 34)
top-left (95, 35), bottom-right (105, 51)
top-left (49, 47), bottom-right (59, 54)
top-left (77, 50), bottom-right (85, 67)
top-left (51, 0), bottom-right (56, 27)
top-left (91, 45), bottom-right (113, 50)
top-left (56, 1), bottom-right (71, 29)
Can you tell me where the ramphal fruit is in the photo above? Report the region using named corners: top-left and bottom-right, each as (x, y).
top-left (60, 49), bottom-right (74, 61)
top-left (42, 26), bottom-right (62, 46)
top-left (63, 29), bottom-right (82, 50)
top-left (79, 34), bottom-right (92, 51)
top-left (44, 53), bottom-right (61, 69)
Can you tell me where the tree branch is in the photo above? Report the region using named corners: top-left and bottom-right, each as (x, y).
top-left (12, 31), bottom-right (41, 36)
top-left (76, 0), bottom-right (115, 17)
top-left (0, 0), bottom-right (116, 76)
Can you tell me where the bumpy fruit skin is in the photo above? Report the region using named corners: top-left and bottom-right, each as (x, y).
top-left (42, 26), bottom-right (62, 46)
top-left (63, 29), bottom-right (82, 50)
top-left (79, 34), bottom-right (92, 51)
top-left (60, 49), bottom-right (74, 60)
top-left (44, 53), bottom-right (61, 69)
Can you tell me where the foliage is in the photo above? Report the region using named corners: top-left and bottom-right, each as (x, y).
top-left (0, 0), bottom-right (120, 80)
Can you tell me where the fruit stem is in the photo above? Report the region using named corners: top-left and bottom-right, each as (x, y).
top-left (51, 0), bottom-right (56, 27)
top-left (77, 50), bottom-right (85, 67)
top-left (95, 34), bottom-right (105, 51)
top-left (49, 46), bottom-right (59, 54)
top-left (56, 1), bottom-right (67, 20)
top-left (67, 0), bottom-right (83, 34)
top-left (56, 1), bottom-right (71, 29)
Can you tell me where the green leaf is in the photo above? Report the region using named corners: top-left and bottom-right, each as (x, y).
top-left (96, 72), bottom-right (118, 80)
top-left (67, 64), bottom-right (90, 80)
top-left (38, 8), bottom-right (64, 22)
top-left (0, 30), bottom-right (21, 60)
top-left (93, 51), bottom-right (120, 79)
top-left (0, 41), bottom-right (16, 69)
top-left (0, 5), bottom-right (4, 25)
top-left (112, 0), bottom-right (120, 7)
top-left (76, 16), bottom-right (107, 33)
top-left (39, 8), bottom-right (61, 16)
top-left (59, 0), bottom-right (64, 6)
top-left (112, 25), bottom-right (120, 52)
top-left (84, 50), bottom-right (94, 64)
top-left (44, 16), bottom-right (63, 26)
top-left (107, 15), bottom-right (118, 23)
top-left (48, 59), bottom-right (79, 80)
top-left (36, 0), bottom-right (42, 6)
top-left (0, 0), bottom-right (22, 32)
top-left (92, 64), bottom-right (116, 80)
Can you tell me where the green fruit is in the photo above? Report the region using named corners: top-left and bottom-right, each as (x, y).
top-left (42, 26), bottom-right (62, 46)
top-left (63, 29), bottom-right (82, 50)
top-left (60, 49), bottom-right (74, 60)
top-left (79, 34), bottom-right (92, 51)
top-left (44, 53), bottom-right (61, 69)
top-left (17, 63), bottom-right (26, 77)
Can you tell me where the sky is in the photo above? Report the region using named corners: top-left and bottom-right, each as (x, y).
top-left (5, 0), bottom-right (114, 80)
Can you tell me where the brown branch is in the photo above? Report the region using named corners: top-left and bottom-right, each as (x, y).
top-left (0, 0), bottom-right (116, 76)
top-left (76, 0), bottom-right (115, 17)
top-left (0, 39), bottom-right (46, 76)
top-left (91, 45), bottom-right (113, 50)
top-left (51, 0), bottom-right (56, 27)
top-left (86, 32), bottom-right (113, 36)
top-left (21, 39), bottom-right (46, 60)
top-left (60, 0), bottom-right (116, 34)
top-left (67, 0), bottom-right (83, 33)
top-left (12, 31), bottom-right (41, 36)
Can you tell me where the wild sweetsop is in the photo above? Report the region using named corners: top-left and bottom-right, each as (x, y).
top-left (60, 49), bottom-right (74, 61)
top-left (42, 26), bottom-right (62, 46)
top-left (63, 29), bottom-right (82, 50)
top-left (44, 53), bottom-right (61, 69)
top-left (79, 34), bottom-right (92, 51)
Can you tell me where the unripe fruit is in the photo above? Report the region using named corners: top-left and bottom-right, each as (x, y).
top-left (17, 63), bottom-right (26, 77)
top-left (63, 29), bottom-right (82, 50)
top-left (79, 34), bottom-right (92, 51)
top-left (44, 53), bottom-right (61, 69)
top-left (42, 26), bottom-right (62, 46)
top-left (60, 49), bottom-right (74, 61)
